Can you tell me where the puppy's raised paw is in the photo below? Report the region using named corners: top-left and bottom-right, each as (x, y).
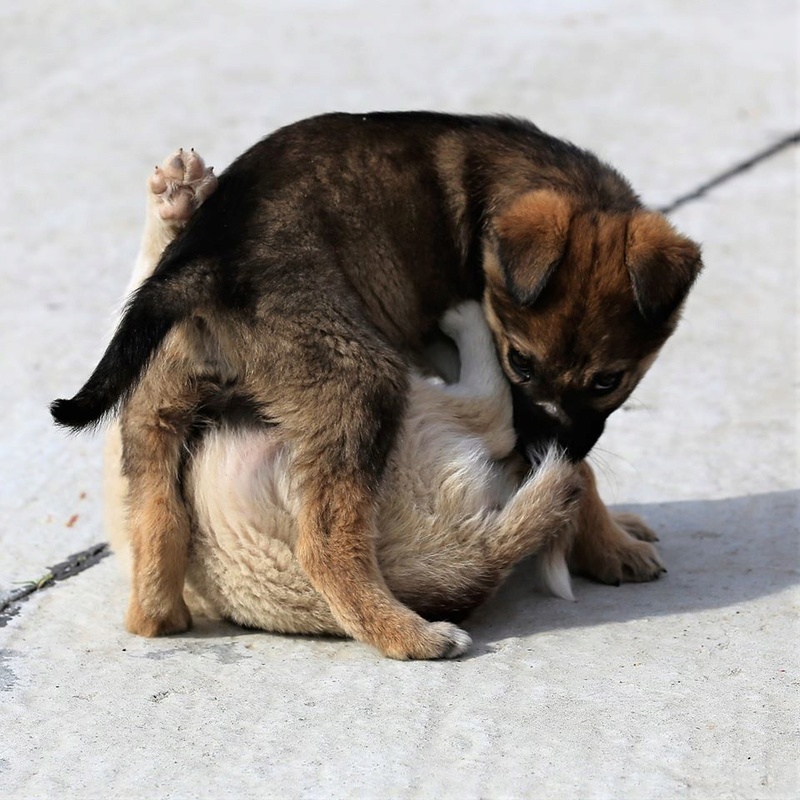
top-left (439, 300), bottom-right (486, 341)
top-left (147, 148), bottom-right (217, 225)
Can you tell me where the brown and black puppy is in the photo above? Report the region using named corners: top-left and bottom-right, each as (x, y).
top-left (107, 153), bottom-right (584, 645)
top-left (52, 112), bottom-right (702, 659)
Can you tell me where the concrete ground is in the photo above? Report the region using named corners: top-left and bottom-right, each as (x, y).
top-left (1, 1), bottom-right (797, 797)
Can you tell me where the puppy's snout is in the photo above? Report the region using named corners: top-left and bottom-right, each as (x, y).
top-left (513, 387), bottom-right (606, 463)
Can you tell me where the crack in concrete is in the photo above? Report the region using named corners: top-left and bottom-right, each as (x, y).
top-left (658, 130), bottom-right (799, 215)
top-left (0, 542), bottom-right (110, 626)
top-left (0, 649), bottom-right (19, 691)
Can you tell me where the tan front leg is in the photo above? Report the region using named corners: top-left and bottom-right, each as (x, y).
top-left (569, 462), bottom-right (666, 584)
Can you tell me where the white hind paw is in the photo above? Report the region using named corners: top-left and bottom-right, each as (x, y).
top-left (147, 148), bottom-right (217, 225)
top-left (439, 300), bottom-right (486, 340)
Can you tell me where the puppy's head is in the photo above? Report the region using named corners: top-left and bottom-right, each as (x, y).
top-left (483, 189), bottom-right (702, 461)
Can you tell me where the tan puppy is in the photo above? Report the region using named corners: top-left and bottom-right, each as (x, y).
top-left (105, 150), bottom-right (584, 648)
top-left (55, 113), bottom-right (701, 659)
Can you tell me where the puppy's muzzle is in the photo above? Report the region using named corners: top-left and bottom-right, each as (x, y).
top-left (512, 391), bottom-right (605, 463)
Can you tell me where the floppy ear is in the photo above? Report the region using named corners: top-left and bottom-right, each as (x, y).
top-left (492, 190), bottom-right (572, 305)
top-left (625, 212), bottom-right (703, 324)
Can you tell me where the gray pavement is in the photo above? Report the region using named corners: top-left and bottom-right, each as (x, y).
top-left (1, 1), bottom-right (798, 797)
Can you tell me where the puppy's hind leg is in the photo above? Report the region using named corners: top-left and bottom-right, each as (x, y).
top-left (247, 314), bottom-right (472, 660)
top-left (106, 149), bottom-right (217, 571)
top-left (115, 153), bottom-right (216, 635)
top-left (120, 360), bottom-right (212, 637)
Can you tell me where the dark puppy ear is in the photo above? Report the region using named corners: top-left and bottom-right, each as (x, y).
top-left (626, 212), bottom-right (703, 324)
top-left (492, 190), bottom-right (572, 305)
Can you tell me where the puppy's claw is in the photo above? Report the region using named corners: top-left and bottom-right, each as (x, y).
top-left (573, 525), bottom-right (667, 586)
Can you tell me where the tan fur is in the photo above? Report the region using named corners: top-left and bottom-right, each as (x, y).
top-left (106, 155), bottom-right (584, 652)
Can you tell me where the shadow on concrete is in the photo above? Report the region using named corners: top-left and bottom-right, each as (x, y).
top-left (467, 489), bottom-right (799, 648)
top-left (170, 490), bottom-right (799, 657)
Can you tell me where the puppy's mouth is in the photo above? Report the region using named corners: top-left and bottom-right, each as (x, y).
top-left (512, 390), bottom-right (605, 463)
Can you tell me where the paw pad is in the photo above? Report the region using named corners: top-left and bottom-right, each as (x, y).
top-left (147, 148), bottom-right (218, 224)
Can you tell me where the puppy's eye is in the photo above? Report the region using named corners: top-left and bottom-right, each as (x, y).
top-left (590, 372), bottom-right (623, 395)
top-left (507, 347), bottom-right (533, 381)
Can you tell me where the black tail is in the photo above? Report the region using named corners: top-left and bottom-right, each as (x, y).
top-left (50, 272), bottom-right (202, 430)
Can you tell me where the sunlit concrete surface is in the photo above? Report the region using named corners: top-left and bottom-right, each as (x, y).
top-left (1, 1), bottom-right (797, 797)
